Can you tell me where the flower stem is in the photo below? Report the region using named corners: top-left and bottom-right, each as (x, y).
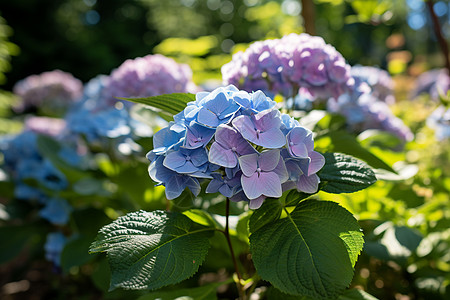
top-left (224, 198), bottom-right (245, 300)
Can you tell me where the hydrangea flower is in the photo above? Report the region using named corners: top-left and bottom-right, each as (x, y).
top-left (351, 65), bottom-right (395, 105)
top-left (327, 88), bottom-right (413, 142)
top-left (412, 69), bottom-right (450, 101)
top-left (146, 85), bottom-right (325, 208)
top-left (427, 105), bottom-right (450, 140)
top-left (13, 70), bottom-right (83, 116)
top-left (102, 54), bottom-right (198, 107)
top-left (44, 232), bottom-right (67, 267)
top-left (222, 33), bottom-right (353, 100)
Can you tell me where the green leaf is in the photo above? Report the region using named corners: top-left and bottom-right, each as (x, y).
top-left (90, 210), bottom-right (214, 291)
top-left (249, 198), bottom-right (282, 234)
top-left (319, 152), bottom-right (377, 194)
top-left (61, 234), bottom-right (94, 273)
top-left (119, 93), bottom-right (195, 117)
top-left (137, 279), bottom-right (232, 300)
top-left (250, 200), bottom-right (364, 299)
top-left (324, 131), bottom-right (395, 172)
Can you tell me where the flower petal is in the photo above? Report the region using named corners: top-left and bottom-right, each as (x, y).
top-left (258, 128), bottom-right (286, 148)
top-left (209, 142), bottom-right (238, 168)
top-left (308, 151), bottom-right (325, 175)
top-left (163, 151), bottom-right (187, 170)
top-left (296, 174), bottom-right (320, 194)
top-left (259, 149), bottom-right (281, 171)
top-left (238, 153), bottom-right (258, 177)
top-left (241, 171), bottom-right (282, 199)
top-left (197, 108), bottom-right (219, 127)
top-left (249, 195), bottom-right (266, 209)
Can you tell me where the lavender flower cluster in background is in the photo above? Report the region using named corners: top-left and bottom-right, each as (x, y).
top-left (222, 33), bottom-right (354, 100)
top-left (327, 87), bottom-right (414, 142)
top-left (147, 85), bottom-right (325, 209)
top-left (351, 65), bottom-right (395, 105)
top-left (13, 70), bottom-right (83, 116)
top-left (412, 69), bottom-right (450, 101)
top-left (102, 54), bottom-right (198, 107)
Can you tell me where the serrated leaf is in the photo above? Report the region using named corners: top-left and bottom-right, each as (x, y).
top-left (90, 210), bottom-right (215, 291)
top-left (319, 152), bottom-right (377, 194)
top-left (249, 198), bottom-right (282, 234)
top-left (137, 279), bottom-right (232, 300)
top-left (119, 93), bottom-right (195, 116)
top-left (250, 200), bottom-right (364, 299)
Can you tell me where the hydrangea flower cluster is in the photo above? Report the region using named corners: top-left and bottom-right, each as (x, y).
top-left (147, 85), bottom-right (325, 209)
top-left (13, 70), bottom-right (83, 115)
top-left (102, 54), bottom-right (198, 107)
top-left (351, 65), bottom-right (395, 105)
top-left (412, 69), bottom-right (450, 100)
top-left (427, 105), bottom-right (450, 140)
top-left (66, 54), bottom-right (197, 147)
top-left (221, 33), bottom-right (354, 100)
top-left (0, 130), bottom-right (77, 225)
top-left (328, 86), bottom-right (414, 142)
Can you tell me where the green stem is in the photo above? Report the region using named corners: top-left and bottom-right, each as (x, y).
top-left (224, 198), bottom-right (245, 300)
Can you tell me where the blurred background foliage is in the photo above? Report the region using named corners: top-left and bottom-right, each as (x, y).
top-left (0, 0), bottom-right (449, 89)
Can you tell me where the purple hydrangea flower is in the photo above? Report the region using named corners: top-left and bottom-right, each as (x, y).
top-left (222, 33), bottom-right (353, 100)
top-left (102, 54), bottom-right (198, 107)
top-left (13, 70), bottom-right (83, 115)
top-left (351, 65), bottom-right (395, 104)
top-left (327, 84), bottom-right (413, 142)
top-left (412, 69), bottom-right (450, 101)
top-left (209, 124), bottom-right (257, 168)
top-left (239, 149), bottom-right (288, 200)
top-left (282, 149), bottom-right (325, 194)
top-left (232, 109), bottom-right (286, 148)
top-left (25, 116), bottom-right (67, 137)
top-left (286, 126), bottom-right (314, 158)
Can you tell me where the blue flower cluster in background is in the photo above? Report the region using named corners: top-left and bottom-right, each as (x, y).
top-left (147, 85), bottom-right (325, 209)
top-left (427, 105), bottom-right (450, 140)
top-left (1, 53), bottom-right (201, 268)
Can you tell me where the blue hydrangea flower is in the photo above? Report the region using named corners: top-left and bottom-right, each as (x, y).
top-left (145, 85), bottom-right (324, 209)
top-left (44, 232), bottom-right (67, 267)
top-left (184, 122), bottom-right (215, 149)
top-left (163, 148), bottom-right (209, 174)
top-left (149, 155), bottom-right (201, 200)
top-left (232, 109), bottom-right (286, 148)
top-left (206, 172), bottom-right (241, 198)
top-left (196, 89), bottom-right (241, 128)
top-left (233, 90), bottom-right (276, 115)
top-left (39, 198), bottom-right (72, 225)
